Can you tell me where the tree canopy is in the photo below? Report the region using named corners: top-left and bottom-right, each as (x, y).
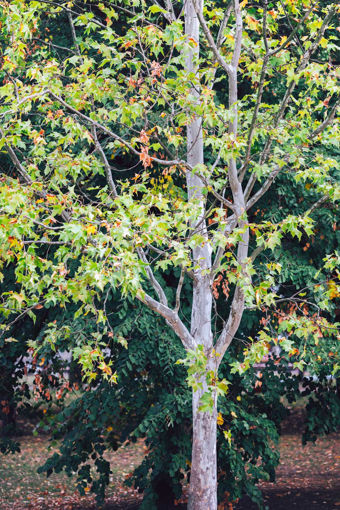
top-left (0, 0), bottom-right (339, 508)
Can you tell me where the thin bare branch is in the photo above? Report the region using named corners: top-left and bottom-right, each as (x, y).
top-left (246, 95), bottom-right (338, 208)
top-left (191, 0), bottom-right (232, 78)
top-left (246, 162), bottom-right (283, 209)
top-left (22, 239), bottom-right (68, 245)
top-left (0, 128), bottom-right (32, 185)
top-left (165, 0), bottom-right (176, 21)
top-left (249, 194), bottom-right (331, 262)
top-left (216, 2), bottom-right (233, 49)
top-left (67, 11), bottom-right (82, 57)
top-left (92, 126), bottom-right (118, 197)
top-left (278, 0), bottom-right (304, 53)
top-left (137, 248), bottom-right (168, 306)
top-left (0, 129), bottom-right (71, 223)
top-left (36, 0), bottom-right (108, 29)
top-left (306, 194), bottom-right (329, 215)
top-left (175, 269), bottom-right (185, 312)
top-left (0, 90), bottom-right (49, 118)
top-left (262, 0), bottom-right (269, 54)
top-left (269, 4), bottom-right (315, 57)
top-left (230, 0), bottom-right (242, 70)
top-left (32, 37), bottom-right (76, 54)
top-left (48, 91), bottom-right (186, 168)
top-left (310, 100), bottom-right (339, 138)
top-left (239, 56), bottom-right (269, 181)
top-left (211, 214), bottom-right (237, 273)
top-left (259, 6), bottom-right (336, 167)
top-left (28, 219), bottom-right (65, 231)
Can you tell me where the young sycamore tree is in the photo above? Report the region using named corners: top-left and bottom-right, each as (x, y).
top-left (0, 1), bottom-right (339, 508)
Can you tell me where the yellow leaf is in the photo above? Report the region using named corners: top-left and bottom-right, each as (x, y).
top-left (217, 412), bottom-right (224, 426)
top-left (86, 224), bottom-right (96, 235)
top-left (223, 430), bottom-right (232, 445)
top-left (320, 37), bottom-right (327, 49)
top-left (8, 237), bottom-right (22, 248)
top-left (245, 15), bottom-right (260, 32)
top-left (328, 281), bottom-right (340, 300)
top-left (110, 372), bottom-right (118, 384)
top-left (46, 194), bottom-right (56, 203)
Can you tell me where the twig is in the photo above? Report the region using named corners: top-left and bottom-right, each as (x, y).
top-left (175, 269), bottom-right (185, 312)
top-left (92, 126), bottom-right (118, 197)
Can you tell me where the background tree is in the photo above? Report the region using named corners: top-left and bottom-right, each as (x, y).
top-left (0, 1), bottom-right (339, 509)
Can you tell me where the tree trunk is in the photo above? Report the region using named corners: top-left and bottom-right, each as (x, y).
top-left (185, 0), bottom-right (217, 508)
top-left (188, 381), bottom-right (217, 510)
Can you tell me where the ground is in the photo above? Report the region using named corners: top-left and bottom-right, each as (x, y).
top-left (235, 431), bottom-right (340, 510)
top-left (0, 411), bottom-right (339, 510)
top-left (0, 435), bottom-right (145, 510)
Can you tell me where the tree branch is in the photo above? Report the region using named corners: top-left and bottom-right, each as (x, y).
top-left (21, 239), bottom-right (69, 245)
top-left (48, 91), bottom-right (186, 168)
top-left (175, 268), bottom-right (185, 313)
top-left (245, 161), bottom-right (284, 209)
top-left (216, 2), bottom-right (233, 50)
top-left (239, 0), bottom-right (271, 180)
top-left (211, 214), bottom-right (237, 274)
top-left (0, 128), bottom-right (33, 185)
top-left (0, 90), bottom-right (49, 119)
top-left (269, 4), bottom-right (314, 57)
top-left (214, 284), bottom-right (244, 360)
top-left (91, 126), bottom-right (118, 197)
top-left (136, 290), bottom-right (196, 350)
top-left (32, 37), bottom-right (76, 54)
top-left (310, 99), bottom-right (339, 138)
top-left (245, 95), bottom-right (338, 209)
top-left (212, 1), bottom-right (250, 358)
top-left (249, 194), bottom-right (331, 262)
top-left (259, 6), bottom-right (336, 167)
top-left (230, 0), bottom-right (242, 70)
top-left (191, 0), bottom-right (232, 78)
top-left (36, 0), bottom-right (108, 29)
top-left (150, 0), bottom-right (176, 22)
top-left (244, 6), bottom-right (336, 200)
top-left (137, 248), bottom-right (168, 306)
top-left (67, 10), bottom-right (82, 57)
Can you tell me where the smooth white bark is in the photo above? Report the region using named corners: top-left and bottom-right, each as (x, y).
top-left (185, 0), bottom-right (218, 508)
top-left (189, 371), bottom-right (218, 510)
